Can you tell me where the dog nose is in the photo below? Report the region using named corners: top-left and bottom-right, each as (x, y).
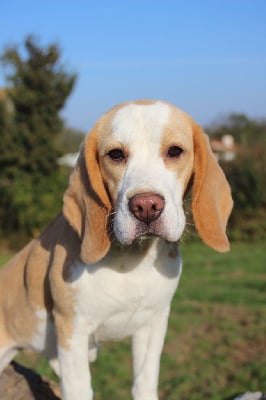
top-left (128, 193), bottom-right (165, 224)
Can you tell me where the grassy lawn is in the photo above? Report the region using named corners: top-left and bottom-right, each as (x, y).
top-left (1, 241), bottom-right (265, 399)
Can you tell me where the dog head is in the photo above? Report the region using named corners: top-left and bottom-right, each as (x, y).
top-left (63, 100), bottom-right (233, 264)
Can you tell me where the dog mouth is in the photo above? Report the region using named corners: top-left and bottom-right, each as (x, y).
top-left (123, 218), bottom-right (172, 244)
top-left (135, 221), bottom-right (163, 239)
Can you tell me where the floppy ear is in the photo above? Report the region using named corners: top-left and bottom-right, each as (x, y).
top-left (63, 126), bottom-right (112, 264)
top-left (192, 124), bottom-right (233, 252)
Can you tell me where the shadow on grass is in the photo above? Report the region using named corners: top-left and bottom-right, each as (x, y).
top-left (11, 361), bottom-right (60, 400)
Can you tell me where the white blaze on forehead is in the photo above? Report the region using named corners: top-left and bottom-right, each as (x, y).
top-left (111, 102), bottom-right (170, 145)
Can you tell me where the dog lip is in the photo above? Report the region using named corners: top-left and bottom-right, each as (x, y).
top-left (133, 220), bottom-right (169, 241)
top-left (114, 221), bottom-right (164, 245)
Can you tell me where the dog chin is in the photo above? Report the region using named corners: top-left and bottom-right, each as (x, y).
top-left (115, 226), bottom-right (180, 246)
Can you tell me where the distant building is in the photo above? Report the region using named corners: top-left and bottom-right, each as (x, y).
top-left (210, 134), bottom-right (236, 162)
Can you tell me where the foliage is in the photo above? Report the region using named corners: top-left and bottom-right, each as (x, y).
top-left (0, 167), bottom-right (69, 242)
top-left (222, 154), bottom-right (266, 211)
top-left (207, 113), bottom-right (266, 147)
top-left (207, 114), bottom-right (266, 241)
top-left (0, 35), bottom-right (76, 242)
top-left (56, 127), bottom-right (85, 154)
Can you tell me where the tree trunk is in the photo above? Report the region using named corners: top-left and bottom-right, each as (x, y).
top-left (0, 362), bottom-right (61, 400)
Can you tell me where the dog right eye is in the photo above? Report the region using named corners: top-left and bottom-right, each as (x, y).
top-left (107, 149), bottom-right (125, 162)
top-left (167, 145), bottom-right (184, 159)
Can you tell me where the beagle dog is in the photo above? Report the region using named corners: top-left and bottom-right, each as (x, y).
top-left (0, 100), bottom-right (233, 400)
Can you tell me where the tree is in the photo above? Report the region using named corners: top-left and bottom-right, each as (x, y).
top-left (0, 35), bottom-right (76, 173)
top-left (207, 113), bottom-right (266, 148)
top-left (0, 35), bottom-right (76, 242)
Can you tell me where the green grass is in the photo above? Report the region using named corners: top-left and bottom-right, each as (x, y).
top-left (1, 241), bottom-right (265, 399)
top-left (0, 255), bottom-right (12, 266)
top-left (160, 241), bottom-right (266, 399)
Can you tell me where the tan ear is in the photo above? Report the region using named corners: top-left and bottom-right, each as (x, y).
top-left (63, 126), bottom-right (112, 264)
top-left (192, 124), bottom-right (233, 252)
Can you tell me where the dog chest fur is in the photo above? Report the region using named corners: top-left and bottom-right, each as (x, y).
top-left (69, 240), bottom-right (182, 344)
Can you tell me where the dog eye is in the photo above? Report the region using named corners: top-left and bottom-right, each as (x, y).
top-left (107, 148), bottom-right (125, 161)
top-left (167, 146), bottom-right (184, 158)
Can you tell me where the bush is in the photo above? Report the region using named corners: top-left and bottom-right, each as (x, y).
top-left (207, 113), bottom-right (266, 242)
top-left (0, 167), bottom-right (69, 247)
top-left (221, 152), bottom-right (266, 242)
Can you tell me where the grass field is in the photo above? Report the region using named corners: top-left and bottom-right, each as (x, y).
top-left (1, 240), bottom-right (265, 399)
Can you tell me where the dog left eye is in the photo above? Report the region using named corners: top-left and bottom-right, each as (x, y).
top-left (107, 148), bottom-right (125, 161)
top-left (167, 146), bottom-right (184, 158)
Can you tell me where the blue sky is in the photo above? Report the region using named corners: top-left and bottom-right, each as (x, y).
top-left (0, 0), bottom-right (265, 131)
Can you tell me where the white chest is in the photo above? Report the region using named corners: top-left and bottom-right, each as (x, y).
top-left (70, 241), bottom-right (182, 343)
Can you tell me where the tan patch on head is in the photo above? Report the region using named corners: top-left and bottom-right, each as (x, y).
top-left (94, 121), bottom-right (128, 203)
top-left (160, 106), bottom-right (194, 195)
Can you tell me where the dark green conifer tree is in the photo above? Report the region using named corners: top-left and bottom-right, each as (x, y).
top-left (0, 35), bottom-right (76, 240)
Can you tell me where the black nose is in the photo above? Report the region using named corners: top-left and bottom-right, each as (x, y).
top-left (128, 193), bottom-right (165, 224)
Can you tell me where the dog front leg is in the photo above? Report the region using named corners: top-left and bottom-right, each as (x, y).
top-left (131, 307), bottom-right (170, 400)
top-left (56, 317), bottom-right (93, 400)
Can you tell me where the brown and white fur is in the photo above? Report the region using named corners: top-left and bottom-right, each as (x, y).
top-left (0, 100), bottom-right (233, 400)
